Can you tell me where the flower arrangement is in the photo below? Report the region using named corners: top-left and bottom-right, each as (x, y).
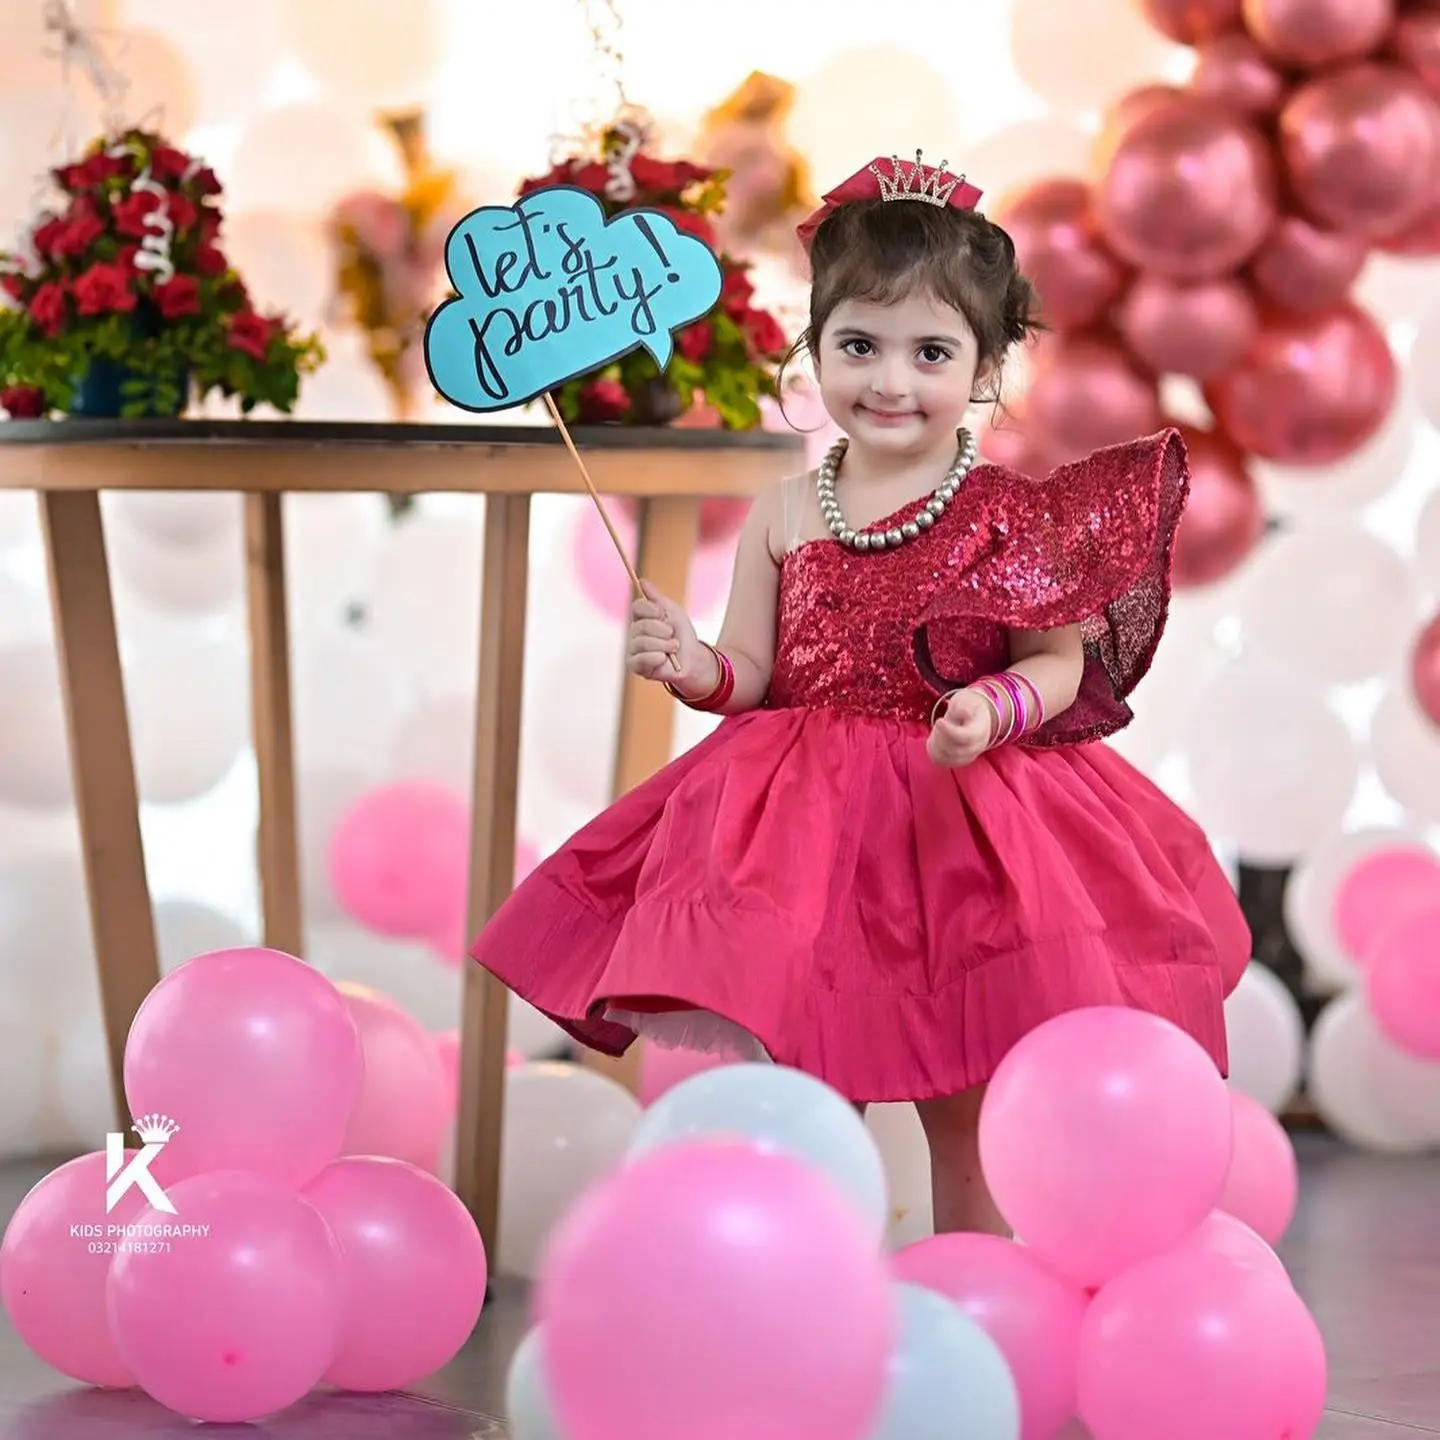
top-left (516, 121), bottom-right (790, 429)
top-left (0, 128), bottom-right (323, 420)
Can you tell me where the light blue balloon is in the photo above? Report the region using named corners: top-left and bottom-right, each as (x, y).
top-left (869, 1284), bottom-right (1021, 1440)
top-left (424, 184), bottom-right (724, 413)
top-left (627, 1062), bottom-right (889, 1240)
top-left (505, 1326), bottom-right (565, 1440)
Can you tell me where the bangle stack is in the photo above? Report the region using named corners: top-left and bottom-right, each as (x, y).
top-left (665, 642), bottom-right (734, 713)
top-left (969, 672), bottom-right (1047, 749)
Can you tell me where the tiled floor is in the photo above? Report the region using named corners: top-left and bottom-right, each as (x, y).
top-left (3, 1134), bottom-right (1438, 1437)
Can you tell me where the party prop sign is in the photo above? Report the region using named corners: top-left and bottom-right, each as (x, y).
top-left (424, 185), bottom-right (724, 413)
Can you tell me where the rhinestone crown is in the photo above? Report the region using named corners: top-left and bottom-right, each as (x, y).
top-left (868, 149), bottom-right (963, 207)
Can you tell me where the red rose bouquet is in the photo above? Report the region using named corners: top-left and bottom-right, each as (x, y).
top-left (0, 128), bottom-right (323, 420)
top-left (515, 123), bottom-right (791, 429)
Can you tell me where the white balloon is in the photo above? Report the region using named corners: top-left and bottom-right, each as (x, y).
top-left (629, 1063), bottom-right (889, 1243)
top-left (499, 1063), bottom-right (644, 1278)
top-left (389, 690), bottom-right (476, 792)
top-left (0, 640), bottom-right (73, 810)
top-left (0, 1010), bottom-right (56, 1157)
top-left (106, 492), bottom-right (242, 548)
top-left (1416, 486), bottom-right (1440, 593)
top-left (1284, 824), bottom-right (1438, 993)
top-left (0, 489), bottom-right (39, 556)
top-left (1307, 992), bottom-right (1432, 1153)
top-left (50, 1008), bottom-right (114, 1149)
top-left (306, 922), bottom-right (461, 1032)
top-left (1414, 298), bottom-right (1440, 432)
top-left (869, 1284), bottom-right (1021, 1440)
top-left (1371, 684), bottom-right (1440, 823)
top-left (1186, 660), bottom-right (1360, 864)
top-left (0, 853), bottom-right (99, 1024)
top-left (298, 766), bottom-right (374, 926)
top-left (1231, 525), bottom-right (1418, 686)
top-left (508, 996), bottom-right (569, 1061)
top-left (154, 900), bottom-right (251, 974)
top-left (524, 639), bottom-right (623, 813)
top-left (1367, 1026), bottom-right (1440, 1147)
top-left (291, 625), bottom-right (404, 772)
top-left (283, 492), bottom-right (389, 635)
top-left (104, 512), bottom-right (244, 615)
top-left (1223, 963), bottom-right (1306, 1115)
top-left (866, 1103), bottom-right (934, 1249)
top-left (506, 1327), bottom-right (564, 1440)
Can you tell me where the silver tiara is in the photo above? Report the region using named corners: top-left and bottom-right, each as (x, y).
top-left (867, 149), bottom-right (963, 207)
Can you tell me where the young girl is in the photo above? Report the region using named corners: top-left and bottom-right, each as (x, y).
top-left (472, 152), bottom-right (1251, 1236)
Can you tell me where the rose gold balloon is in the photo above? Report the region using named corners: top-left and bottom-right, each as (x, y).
top-left (1024, 335), bottom-right (1162, 459)
top-left (1393, 10), bottom-right (1440, 97)
top-left (1091, 84), bottom-right (1187, 176)
top-left (1412, 612), bottom-right (1440, 726)
top-left (1192, 34), bottom-right (1288, 116)
top-left (1281, 63), bottom-right (1440, 237)
top-left (993, 179), bottom-right (1128, 331)
top-left (1171, 425), bottom-right (1265, 587)
top-left (1242, 0), bottom-right (1394, 68)
top-left (1380, 193), bottom-right (1440, 253)
top-left (1117, 274), bottom-right (1259, 379)
top-left (1097, 96), bottom-right (1278, 279)
top-left (1204, 302), bottom-right (1398, 464)
top-left (1248, 213), bottom-right (1369, 310)
top-left (1139, 0), bottom-right (1243, 43)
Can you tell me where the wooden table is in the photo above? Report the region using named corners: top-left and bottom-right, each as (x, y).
top-left (0, 417), bottom-right (801, 1261)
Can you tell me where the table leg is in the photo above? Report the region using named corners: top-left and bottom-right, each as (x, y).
top-left (39, 490), bottom-right (160, 1130)
top-left (583, 494), bottom-right (703, 1096)
top-left (244, 493), bottom-right (303, 956)
top-left (456, 494), bottom-right (531, 1263)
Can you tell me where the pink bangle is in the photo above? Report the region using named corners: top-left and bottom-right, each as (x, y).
top-left (969, 677), bottom-right (1013, 746)
top-left (1010, 672), bottom-right (1046, 731)
top-left (993, 673), bottom-right (1030, 742)
top-left (666, 643), bottom-right (734, 712)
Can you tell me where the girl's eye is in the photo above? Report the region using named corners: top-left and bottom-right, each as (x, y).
top-left (841, 338), bottom-right (874, 357)
top-left (919, 344), bottom-right (952, 364)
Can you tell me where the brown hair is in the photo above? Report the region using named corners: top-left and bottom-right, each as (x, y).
top-left (788, 198), bottom-right (1043, 404)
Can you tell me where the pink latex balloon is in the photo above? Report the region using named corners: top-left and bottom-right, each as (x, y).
top-left (1366, 904), bottom-right (1440, 1058)
top-left (1413, 611), bottom-right (1440, 726)
top-left (1333, 843), bottom-right (1440, 966)
top-left (574, 505), bottom-right (737, 622)
top-left (1023, 335), bottom-right (1161, 462)
top-left (1115, 274), bottom-right (1258, 380)
top-left (891, 1232), bottom-right (1089, 1440)
top-left (106, 1171), bottom-right (346, 1424)
top-left (1077, 1248), bottom-right (1327, 1440)
top-left (1184, 1210), bottom-right (1290, 1283)
top-left (1137, 0), bottom-right (1242, 44)
top-left (1219, 1091), bottom-right (1300, 1246)
top-left (1393, 10), bottom-right (1440, 101)
top-left (433, 1029), bottom-right (523, 1104)
top-left (1192, 33), bottom-right (1287, 116)
top-left (1247, 213), bottom-right (1368, 314)
top-left (535, 1141), bottom-right (896, 1440)
top-left (978, 1008), bottom-right (1234, 1290)
top-left (329, 781), bottom-right (470, 942)
top-left (1170, 424), bottom-right (1265, 588)
top-left (0, 1151), bottom-right (152, 1387)
top-left (339, 985), bottom-right (449, 1169)
top-left (123, 947), bottom-right (362, 1188)
top-left (637, 1043), bottom-right (743, 1107)
top-left (303, 1157), bottom-right (487, 1392)
top-left (1242, 0), bottom-right (1394, 68)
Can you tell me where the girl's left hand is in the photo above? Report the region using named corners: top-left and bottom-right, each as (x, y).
top-left (928, 689), bottom-right (995, 768)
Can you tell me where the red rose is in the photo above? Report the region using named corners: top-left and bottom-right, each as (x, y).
top-left (113, 190), bottom-right (163, 238)
top-left (51, 200), bottom-right (105, 260)
top-left (657, 205), bottom-right (715, 246)
top-left (1, 271), bottom-right (28, 303)
top-left (1, 385), bottom-right (46, 419)
top-left (167, 193), bottom-right (198, 233)
top-left (569, 162), bottom-right (611, 194)
top-left (30, 215), bottom-right (66, 257)
top-left (153, 274), bottom-right (200, 318)
top-left (677, 320), bottom-right (713, 362)
top-left (721, 267), bottom-right (754, 318)
top-left (195, 242), bottom-right (227, 277)
top-left (227, 309), bottom-right (274, 360)
top-left (631, 155), bottom-right (687, 192)
top-left (743, 307), bottom-right (788, 359)
top-left (73, 262), bottom-right (137, 316)
top-left (27, 281), bottom-right (68, 336)
top-left (148, 145), bottom-right (193, 184)
top-left (576, 378), bottom-right (630, 422)
top-left (198, 207), bottom-right (222, 243)
top-left (54, 152), bottom-right (130, 193)
top-left (190, 167), bottom-right (222, 197)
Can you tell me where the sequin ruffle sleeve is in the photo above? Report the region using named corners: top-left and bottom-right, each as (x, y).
top-left (914, 428), bottom-right (1189, 746)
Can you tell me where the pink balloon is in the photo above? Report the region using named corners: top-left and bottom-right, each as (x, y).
top-left (340, 985), bottom-right (449, 1169)
top-left (1333, 844), bottom-right (1440, 966)
top-left (123, 947), bottom-right (362, 1188)
top-left (1219, 1091), bottom-right (1299, 1246)
top-left (891, 1233), bottom-right (1089, 1440)
top-left (638, 1043), bottom-right (744, 1107)
top-left (303, 1157), bottom-right (487, 1392)
top-left (535, 1141), bottom-right (895, 1440)
top-left (1077, 1249), bottom-right (1327, 1440)
top-left (433, 1029), bottom-right (523, 1105)
top-left (106, 1171), bottom-right (346, 1423)
top-left (1413, 610), bottom-right (1440, 726)
top-left (1115, 273), bottom-right (1259, 380)
top-left (329, 781), bottom-right (470, 941)
top-left (1366, 904), bottom-right (1440, 1059)
top-left (574, 503), bottom-right (639, 623)
top-left (978, 1008), bottom-right (1234, 1290)
top-left (1183, 1210), bottom-right (1290, 1283)
top-left (0, 1151), bottom-right (152, 1387)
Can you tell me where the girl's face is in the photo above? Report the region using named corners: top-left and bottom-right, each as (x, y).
top-left (815, 291), bottom-right (982, 463)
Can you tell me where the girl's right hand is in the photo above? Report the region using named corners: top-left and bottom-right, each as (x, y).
top-left (627, 581), bottom-right (710, 687)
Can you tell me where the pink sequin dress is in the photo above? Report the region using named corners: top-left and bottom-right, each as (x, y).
top-left (471, 429), bottom-right (1250, 1102)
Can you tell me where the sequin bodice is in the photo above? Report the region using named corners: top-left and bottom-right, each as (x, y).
top-left (765, 430), bottom-right (1190, 747)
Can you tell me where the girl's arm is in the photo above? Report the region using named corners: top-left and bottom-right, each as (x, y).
top-left (675, 486), bottom-right (783, 715)
top-left (1005, 623), bottom-right (1085, 720)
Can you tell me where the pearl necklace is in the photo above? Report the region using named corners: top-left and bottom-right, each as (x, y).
top-left (816, 429), bottom-right (977, 551)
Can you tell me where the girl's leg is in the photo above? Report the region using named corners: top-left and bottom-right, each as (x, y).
top-left (914, 1087), bottom-right (1011, 1237)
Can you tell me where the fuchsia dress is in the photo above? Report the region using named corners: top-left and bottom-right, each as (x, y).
top-left (471, 429), bottom-right (1251, 1102)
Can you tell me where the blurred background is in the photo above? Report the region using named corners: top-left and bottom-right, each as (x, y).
top-left (1, 0), bottom-right (1439, 1250)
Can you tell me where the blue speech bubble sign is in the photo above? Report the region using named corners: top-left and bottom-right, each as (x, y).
top-left (423, 185), bottom-right (724, 414)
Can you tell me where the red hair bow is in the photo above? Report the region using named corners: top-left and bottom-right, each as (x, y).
top-left (795, 152), bottom-right (984, 252)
